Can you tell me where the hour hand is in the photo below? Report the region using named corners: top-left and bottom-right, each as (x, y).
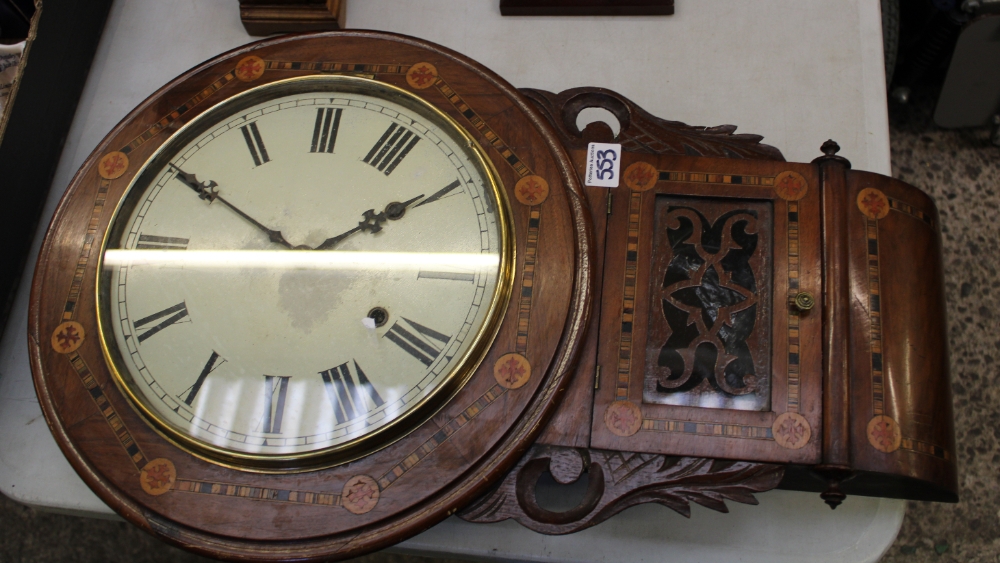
top-left (169, 164), bottom-right (219, 202)
top-left (313, 194), bottom-right (424, 251)
top-left (384, 194), bottom-right (424, 220)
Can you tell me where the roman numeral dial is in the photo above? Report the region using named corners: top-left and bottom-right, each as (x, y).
top-left (384, 317), bottom-right (451, 367)
top-left (180, 351), bottom-right (226, 406)
top-left (363, 123), bottom-right (420, 175)
top-left (310, 107), bottom-right (342, 153)
top-left (418, 269), bottom-right (475, 283)
top-left (261, 375), bottom-right (291, 434)
top-left (134, 302), bottom-right (189, 343)
top-left (240, 122), bottom-right (270, 166)
top-left (414, 180), bottom-right (462, 208)
top-left (136, 234), bottom-right (189, 249)
top-left (320, 360), bottom-right (384, 425)
top-left (103, 82), bottom-right (504, 458)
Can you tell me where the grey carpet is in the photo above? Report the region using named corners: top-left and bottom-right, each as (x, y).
top-left (879, 93), bottom-right (1000, 561)
top-left (1, 91), bottom-right (995, 562)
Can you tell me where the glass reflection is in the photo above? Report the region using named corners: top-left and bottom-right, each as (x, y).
top-left (104, 250), bottom-right (500, 271)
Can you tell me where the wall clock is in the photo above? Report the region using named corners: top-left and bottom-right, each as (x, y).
top-left (31, 28), bottom-right (957, 562)
top-left (29, 31), bottom-right (590, 560)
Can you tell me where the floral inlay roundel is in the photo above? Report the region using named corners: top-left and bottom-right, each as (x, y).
top-left (644, 197), bottom-right (773, 411)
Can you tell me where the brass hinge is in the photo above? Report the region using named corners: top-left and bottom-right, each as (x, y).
top-left (595, 365), bottom-right (601, 389)
top-left (607, 190), bottom-right (613, 215)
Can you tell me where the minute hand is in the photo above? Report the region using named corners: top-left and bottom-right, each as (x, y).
top-left (215, 195), bottom-right (296, 249)
top-left (170, 165), bottom-right (295, 249)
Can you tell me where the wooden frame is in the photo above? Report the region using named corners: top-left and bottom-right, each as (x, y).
top-left (239, 0), bottom-right (346, 36)
top-left (499, 0), bottom-right (674, 16)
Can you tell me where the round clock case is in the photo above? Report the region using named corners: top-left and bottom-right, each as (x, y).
top-left (29, 31), bottom-right (591, 561)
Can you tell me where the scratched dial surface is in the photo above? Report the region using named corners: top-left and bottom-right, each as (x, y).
top-left (98, 76), bottom-right (507, 463)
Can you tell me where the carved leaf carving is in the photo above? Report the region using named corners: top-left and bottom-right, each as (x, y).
top-left (459, 446), bottom-right (784, 534)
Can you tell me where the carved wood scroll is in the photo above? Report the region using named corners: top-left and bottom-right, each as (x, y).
top-left (644, 197), bottom-right (773, 412)
top-left (519, 87), bottom-right (785, 161)
top-left (460, 445), bottom-right (783, 534)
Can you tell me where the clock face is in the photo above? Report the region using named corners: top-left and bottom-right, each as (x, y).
top-left (97, 76), bottom-right (511, 466)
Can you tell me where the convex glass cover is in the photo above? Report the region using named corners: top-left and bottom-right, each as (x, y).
top-left (98, 76), bottom-right (511, 468)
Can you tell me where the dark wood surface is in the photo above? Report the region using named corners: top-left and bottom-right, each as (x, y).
top-left (29, 31), bottom-right (592, 561)
top-left (239, 0), bottom-right (345, 36)
top-left (844, 169), bottom-right (956, 501)
top-left (499, 0), bottom-right (674, 16)
top-left (812, 142), bottom-right (856, 506)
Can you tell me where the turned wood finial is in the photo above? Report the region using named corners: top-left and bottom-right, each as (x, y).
top-left (814, 466), bottom-right (855, 510)
top-left (811, 139), bottom-right (852, 168)
top-left (820, 482), bottom-right (847, 510)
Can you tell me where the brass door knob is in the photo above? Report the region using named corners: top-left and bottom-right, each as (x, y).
top-left (791, 291), bottom-right (816, 311)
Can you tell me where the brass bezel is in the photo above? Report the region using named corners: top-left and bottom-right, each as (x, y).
top-left (95, 75), bottom-right (515, 472)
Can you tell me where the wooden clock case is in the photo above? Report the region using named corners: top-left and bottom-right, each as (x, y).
top-left (28, 30), bottom-right (957, 560)
top-left (462, 88), bottom-right (958, 533)
top-left (29, 32), bottom-right (592, 561)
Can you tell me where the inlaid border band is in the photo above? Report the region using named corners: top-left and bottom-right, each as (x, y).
top-left (786, 201), bottom-right (801, 413)
top-left (615, 192), bottom-right (643, 402)
top-left (57, 59), bottom-right (556, 505)
top-left (859, 189), bottom-right (948, 460)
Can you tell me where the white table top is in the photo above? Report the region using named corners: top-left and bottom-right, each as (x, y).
top-left (0, 1), bottom-right (902, 561)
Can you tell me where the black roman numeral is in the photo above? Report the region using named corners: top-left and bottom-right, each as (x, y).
top-left (134, 302), bottom-right (189, 343)
top-left (383, 317), bottom-right (451, 367)
top-left (240, 122), bottom-right (270, 167)
top-left (136, 234), bottom-right (189, 250)
top-left (310, 108), bottom-right (342, 153)
top-left (261, 375), bottom-right (291, 434)
top-left (319, 360), bottom-right (384, 425)
top-left (363, 123), bottom-right (420, 175)
top-left (180, 351), bottom-right (225, 406)
top-left (414, 179), bottom-right (462, 208)
top-left (417, 270), bottom-right (475, 283)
